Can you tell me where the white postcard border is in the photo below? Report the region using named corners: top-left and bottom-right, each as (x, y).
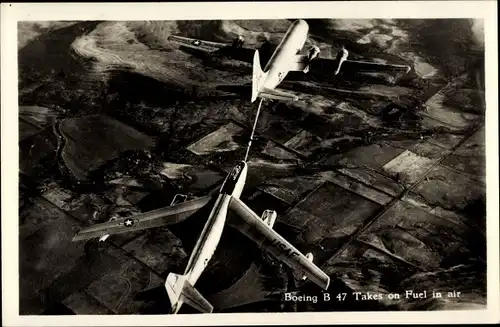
top-left (2, 1), bottom-right (498, 325)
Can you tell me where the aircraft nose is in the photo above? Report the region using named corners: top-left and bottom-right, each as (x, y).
top-left (294, 19), bottom-right (309, 34)
top-left (295, 19), bottom-right (308, 29)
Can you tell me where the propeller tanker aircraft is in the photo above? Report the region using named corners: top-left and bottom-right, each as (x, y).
top-left (72, 128), bottom-right (330, 314)
top-left (169, 19), bottom-right (412, 102)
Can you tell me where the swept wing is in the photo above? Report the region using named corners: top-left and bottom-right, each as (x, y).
top-left (227, 196), bottom-right (330, 290)
top-left (73, 195), bottom-right (212, 241)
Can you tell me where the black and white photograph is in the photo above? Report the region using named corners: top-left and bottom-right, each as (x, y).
top-left (2, 1), bottom-right (499, 325)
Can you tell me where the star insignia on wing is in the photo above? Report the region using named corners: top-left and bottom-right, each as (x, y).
top-left (193, 40), bottom-right (201, 46)
top-left (124, 219), bottom-right (134, 227)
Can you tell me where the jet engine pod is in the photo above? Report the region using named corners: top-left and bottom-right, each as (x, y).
top-left (261, 209), bottom-right (277, 228)
top-left (99, 234), bottom-right (110, 242)
top-left (300, 253), bottom-right (314, 280)
top-left (171, 194), bottom-right (188, 206)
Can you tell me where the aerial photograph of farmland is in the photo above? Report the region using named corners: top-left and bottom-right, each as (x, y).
top-left (16, 16), bottom-right (487, 315)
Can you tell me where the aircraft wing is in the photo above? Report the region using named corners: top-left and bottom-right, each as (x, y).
top-left (288, 55), bottom-right (310, 72)
top-left (309, 58), bottom-right (410, 75)
top-left (341, 59), bottom-right (411, 73)
top-left (169, 35), bottom-right (258, 64)
top-left (72, 195), bottom-right (212, 241)
top-left (168, 35), bottom-right (228, 52)
top-left (227, 197), bottom-right (330, 290)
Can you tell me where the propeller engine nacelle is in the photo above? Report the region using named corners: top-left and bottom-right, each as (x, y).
top-left (261, 209), bottom-right (277, 229)
top-left (232, 35), bottom-right (245, 48)
top-left (334, 47), bottom-right (349, 75)
top-left (308, 45), bottom-right (320, 61)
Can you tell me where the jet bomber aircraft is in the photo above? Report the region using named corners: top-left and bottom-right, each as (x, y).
top-left (72, 112), bottom-right (330, 315)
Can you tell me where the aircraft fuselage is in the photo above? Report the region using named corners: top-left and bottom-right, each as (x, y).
top-left (261, 19), bottom-right (309, 90)
top-left (182, 161), bottom-right (248, 286)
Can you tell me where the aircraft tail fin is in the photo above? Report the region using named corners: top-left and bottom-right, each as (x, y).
top-left (165, 273), bottom-right (214, 314)
top-left (251, 50), bottom-right (266, 102)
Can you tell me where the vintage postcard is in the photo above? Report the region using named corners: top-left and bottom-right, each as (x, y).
top-left (1, 1), bottom-right (498, 325)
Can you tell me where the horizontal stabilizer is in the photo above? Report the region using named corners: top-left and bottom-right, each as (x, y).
top-left (216, 84), bottom-right (252, 98)
top-left (217, 85), bottom-right (298, 102)
top-left (181, 279), bottom-right (214, 313)
top-left (259, 87), bottom-right (298, 102)
top-left (165, 273), bottom-right (213, 314)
